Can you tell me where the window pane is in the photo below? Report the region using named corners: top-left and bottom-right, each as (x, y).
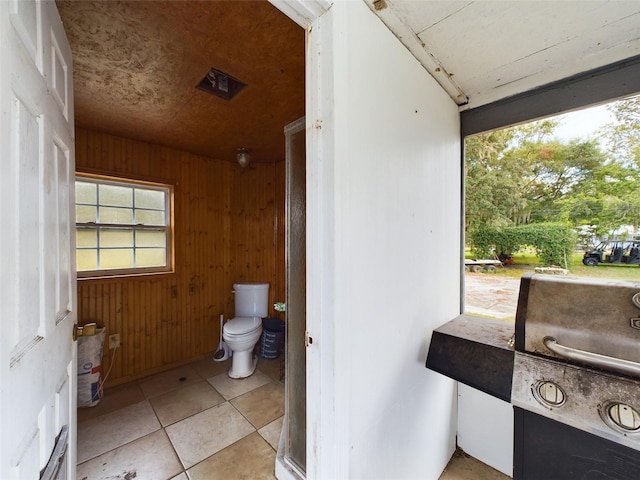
top-left (136, 230), bottom-right (166, 247)
top-left (136, 248), bottom-right (166, 267)
top-left (99, 184), bottom-right (133, 207)
top-left (100, 228), bottom-right (133, 247)
top-left (77, 228), bottom-right (97, 247)
top-left (100, 249), bottom-right (134, 269)
top-left (135, 189), bottom-right (165, 210)
top-left (135, 209), bottom-right (165, 225)
top-left (99, 206), bottom-right (133, 224)
top-left (77, 249), bottom-right (97, 271)
top-left (76, 182), bottom-right (96, 204)
top-left (76, 175), bottom-right (171, 276)
top-left (76, 205), bottom-right (97, 223)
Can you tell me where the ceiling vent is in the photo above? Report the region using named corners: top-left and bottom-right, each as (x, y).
top-left (196, 68), bottom-right (247, 101)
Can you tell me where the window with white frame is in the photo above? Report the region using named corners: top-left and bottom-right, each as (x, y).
top-left (75, 174), bottom-right (172, 277)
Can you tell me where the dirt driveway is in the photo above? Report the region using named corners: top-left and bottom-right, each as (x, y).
top-left (464, 273), bottom-right (521, 320)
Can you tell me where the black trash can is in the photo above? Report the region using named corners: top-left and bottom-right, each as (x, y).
top-left (260, 318), bottom-right (285, 359)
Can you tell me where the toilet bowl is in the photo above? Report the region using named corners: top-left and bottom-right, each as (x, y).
top-left (223, 282), bottom-right (269, 378)
top-left (223, 316), bottom-right (262, 378)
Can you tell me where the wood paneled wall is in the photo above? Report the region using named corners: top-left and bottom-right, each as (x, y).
top-left (76, 128), bottom-right (285, 386)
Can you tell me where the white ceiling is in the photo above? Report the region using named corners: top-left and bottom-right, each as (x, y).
top-left (367, 0), bottom-right (640, 110)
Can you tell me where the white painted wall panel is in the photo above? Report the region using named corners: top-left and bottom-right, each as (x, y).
top-left (307, 1), bottom-right (462, 478)
top-left (457, 384), bottom-right (514, 477)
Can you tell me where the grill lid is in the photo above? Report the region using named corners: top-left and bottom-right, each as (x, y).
top-left (515, 274), bottom-right (640, 375)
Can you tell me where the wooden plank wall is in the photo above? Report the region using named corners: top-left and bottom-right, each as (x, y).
top-left (75, 128), bottom-right (285, 386)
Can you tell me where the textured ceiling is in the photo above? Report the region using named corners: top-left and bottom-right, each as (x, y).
top-left (56, 0), bottom-right (305, 163)
top-left (58, 0), bottom-right (640, 162)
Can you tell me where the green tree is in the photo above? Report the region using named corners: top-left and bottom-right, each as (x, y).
top-left (502, 139), bottom-right (605, 223)
top-left (465, 120), bottom-right (606, 229)
top-left (562, 160), bottom-right (640, 236)
top-left (465, 128), bottom-right (520, 231)
top-left (588, 96), bottom-right (640, 234)
top-left (466, 96), bottom-right (640, 244)
top-left (603, 95), bottom-right (640, 166)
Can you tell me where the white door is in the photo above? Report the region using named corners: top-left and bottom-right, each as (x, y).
top-left (0, 0), bottom-right (76, 478)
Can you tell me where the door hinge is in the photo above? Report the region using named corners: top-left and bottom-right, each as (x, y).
top-left (305, 331), bottom-right (313, 347)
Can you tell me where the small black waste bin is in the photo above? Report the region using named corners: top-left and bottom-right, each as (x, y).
top-left (260, 318), bottom-right (285, 359)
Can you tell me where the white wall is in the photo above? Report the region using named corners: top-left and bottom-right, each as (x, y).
top-left (458, 384), bottom-right (514, 477)
top-left (306, 1), bottom-right (461, 478)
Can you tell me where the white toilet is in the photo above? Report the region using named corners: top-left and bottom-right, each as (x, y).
top-left (223, 282), bottom-right (269, 378)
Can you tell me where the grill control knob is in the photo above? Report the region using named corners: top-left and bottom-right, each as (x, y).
top-left (534, 381), bottom-right (566, 407)
top-left (607, 403), bottom-right (640, 431)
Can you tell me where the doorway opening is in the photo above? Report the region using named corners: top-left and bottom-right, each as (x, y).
top-left (464, 93), bottom-right (640, 321)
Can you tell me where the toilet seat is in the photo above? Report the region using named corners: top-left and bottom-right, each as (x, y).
top-left (224, 316), bottom-right (261, 335)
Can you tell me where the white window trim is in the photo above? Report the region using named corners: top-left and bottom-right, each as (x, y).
top-left (75, 173), bottom-right (173, 278)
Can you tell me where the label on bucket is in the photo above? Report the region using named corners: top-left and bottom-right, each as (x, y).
top-left (260, 319), bottom-right (284, 359)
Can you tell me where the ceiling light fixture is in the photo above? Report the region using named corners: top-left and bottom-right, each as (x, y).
top-left (237, 148), bottom-right (251, 168)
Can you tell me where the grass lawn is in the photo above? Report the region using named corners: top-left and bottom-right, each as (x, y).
top-left (466, 249), bottom-right (640, 282)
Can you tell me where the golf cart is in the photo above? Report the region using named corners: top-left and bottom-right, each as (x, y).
top-left (582, 240), bottom-right (640, 266)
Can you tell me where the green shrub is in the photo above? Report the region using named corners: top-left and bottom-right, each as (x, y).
top-left (468, 223), bottom-right (576, 268)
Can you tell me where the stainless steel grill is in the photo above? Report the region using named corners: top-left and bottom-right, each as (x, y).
top-left (511, 274), bottom-right (640, 479)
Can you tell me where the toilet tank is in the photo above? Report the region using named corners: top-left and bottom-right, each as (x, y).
top-left (234, 283), bottom-right (269, 317)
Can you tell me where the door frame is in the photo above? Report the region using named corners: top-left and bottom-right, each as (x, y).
top-left (268, 1), bottom-right (333, 479)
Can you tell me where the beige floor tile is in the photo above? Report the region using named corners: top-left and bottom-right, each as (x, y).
top-left (190, 357), bottom-right (231, 380)
top-left (207, 370), bottom-right (271, 400)
top-left (78, 382), bottom-right (145, 424)
top-left (230, 382), bottom-right (284, 429)
top-left (150, 380), bottom-right (225, 426)
top-left (170, 473), bottom-right (189, 480)
top-left (77, 430), bottom-right (182, 480)
top-left (186, 432), bottom-right (277, 480)
top-left (258, 416), bottom-right (283, 450)
top-left (165, 402), bottom-right (255, 469)
top-left (77, 400), bottom-right (161, 463)
top-left (138, 365), bottom-right (201, 398)
top-left (257, 357), bottom-right (283, 382)
top-left (439, 450), bottom-right (510, 480)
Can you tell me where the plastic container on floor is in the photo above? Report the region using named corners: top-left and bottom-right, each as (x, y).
top-left (260, 317), bottom-right (285, 359)
top-left (77, 327), bottom-right (106, 407)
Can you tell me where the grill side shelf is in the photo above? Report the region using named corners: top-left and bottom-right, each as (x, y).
top-left (426, 314), bottom-right (515, 402)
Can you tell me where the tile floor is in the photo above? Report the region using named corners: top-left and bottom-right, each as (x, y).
top-left (439, 450), bottom-right (510, 480)
top-left (77, 356), bottom-right (284, 480)
top-left (78, 356), bottom-right (508, 480)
